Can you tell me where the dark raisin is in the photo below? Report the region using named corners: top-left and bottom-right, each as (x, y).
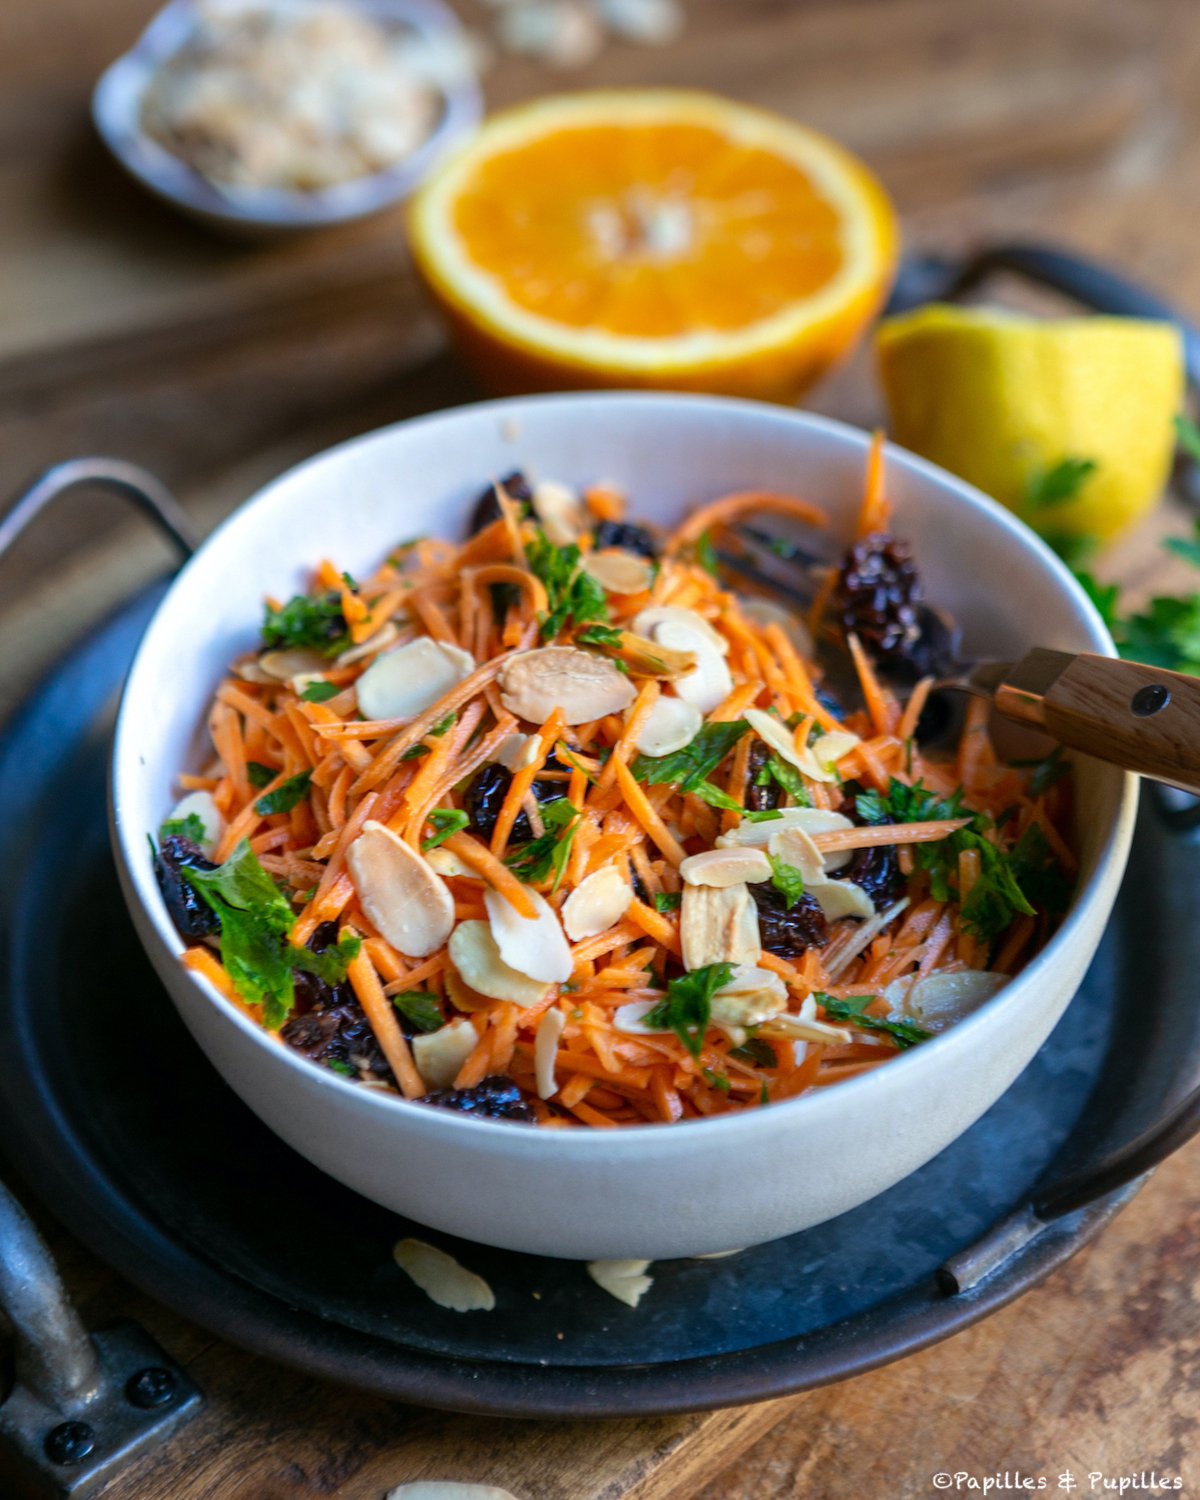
top-left (592, 520), bottom-right (660, 559)
top-left (834, 532), bottom-right (921, 661)
top-left (465, 759), bottom-right (568, 843)
top-left (154, 835), bottom-right (220, 941)
top-left (842, 791), bottom-right (901, 907)
top-left (744, 741), bottom-right (781, 813)
top-left (467, 471), bottom-right (533, 535)
top-left (281, 990), bottom-right (395, 1085)
top-left (420, 1075), bottom-right (536, 1123)
top-left (753, 885), bottom-right (829, 958)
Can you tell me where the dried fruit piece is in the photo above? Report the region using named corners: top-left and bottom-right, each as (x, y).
top-left (680, 883), bottom-right (761, 969)
top-left (357, 638), bottom-right (475, 722)
top-left (587, 1258), bottom-right (654, 1307)
top-left (709, 965), bottom-right (788, 1028)
top-left (679, 848), bottom-right (771, 888)
top-left (561, 865), bottom-right (633, 941)
top-left (834, 533), bottom-right (921, 663)
top-left (499, 646), bottom-right (635, 725)
top-left (393, 1238), bottom-right (496, 1311)
top-left (532, 479), bottom-right (587, 545)
top-left (635, 695), bottom-right (702, 757)
top-left (154, 834), bottom-right (219, 940)
top-left (448, 920), bottom-right (549, 1004)
top-left (593, 519), bottom-right (659, 558)
top-left (484, 885), bottom-right (573, 983)
top-left (654, 620), bottom-right (733, 715)
top-left (411, 1018), bottom-right (480, 1089)
top-left (346, 821), bottom-right (455, 958)
top-left (535, 1005), bottom-right (566, 1098)
top-left (752, 884), bottom-right (828, 958)
top-left (582, 549), bottom-right (655, 595)
top-left (419, 1075), bottom-right (536, 1123)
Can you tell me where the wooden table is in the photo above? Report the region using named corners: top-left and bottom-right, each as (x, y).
top-left (3, 0), bottom-right (1200, 1495)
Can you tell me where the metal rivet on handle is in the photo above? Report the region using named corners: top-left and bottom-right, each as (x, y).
top-left (44, 1420), bottom-right (95, 1465)
top-left (126, 1367), bottom-right (177, 1409)
top-left (1131, 684), bottom-right (1171, 717)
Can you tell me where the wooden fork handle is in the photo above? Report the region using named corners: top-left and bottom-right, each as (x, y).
top-left (994, 648), bottom-right (1200, 795)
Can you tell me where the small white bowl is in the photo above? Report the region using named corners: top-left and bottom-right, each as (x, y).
top-left (111, 393), bottom-right (1136, 1260)
top-left (92, 0), bottom-right (483, 237)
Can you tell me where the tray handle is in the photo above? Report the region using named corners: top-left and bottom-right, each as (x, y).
top-left (0, 459), bottom-right (197, 568)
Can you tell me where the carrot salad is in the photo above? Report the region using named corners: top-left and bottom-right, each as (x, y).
top-left (154, 445), bottom-right (1074, 1127)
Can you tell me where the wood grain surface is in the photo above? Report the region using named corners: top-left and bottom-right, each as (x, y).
top-left (2, 0), bottom-right (1200, 1497)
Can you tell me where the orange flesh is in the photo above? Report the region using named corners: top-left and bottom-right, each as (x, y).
top-left (452, 124), bottom-right (844, 337)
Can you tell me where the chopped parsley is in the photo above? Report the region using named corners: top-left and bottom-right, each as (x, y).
top-left (527, 529), bottom-right (609, 642)
top-left (690, 780), bottom-right (743, 811)
top-left (730, 1036), bottom-right (779, 1068)
top-left (299, 679), bottom-right (340, 703)
top-left (642, 961), bottom-right (735, 1057)
top-left (654, 891), bottom-right (682, 913)
top-left (768, 854), bottom-right (805, 908)
top-left (576, 623), bottom-right (625, 648)
top-left (1011, 745), bottom-right (1071, 798)
top-left (421, 809), bottom-right (470, 851)
top-left (695, 529), bottom-right (720, 578)
top-left (1023, 456), bottom-right (1098, 512)
top-left (393, 991), bottom-right (445, 1033)
top-left (402, 712), bottom-right (457, 758)
top-left (327, 1059), bottom-right (355, 1077)
top-left (255, 769), bottom-right (312, 816)
top-left (246, 761), bottom-right (275, 789)
top-left (160, 812), bottom-right (206, 844)
top-left (754, 751), bottom-right (811, 806)
top-left (261, 591), bottom-right (349, 657)
top-left (815, 993), bottom-right (931, 1049)
top-left (290, 933), bottom-right (362, 985)
top-left (502, 798), bottom-right (581, 889)
top-left (631, 720), bottom-right (749, 794)
top-left (703, 1067), bottom-right (731, 1093)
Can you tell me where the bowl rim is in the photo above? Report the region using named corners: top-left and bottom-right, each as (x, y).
top-left (91, 0), bottom-right (484, 229)
top-left (112, 389), bottom-right (1138, 1154)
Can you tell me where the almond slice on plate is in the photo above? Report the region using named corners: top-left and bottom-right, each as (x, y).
top-left (613, 999), bottom-right (673, 1036)
top-left (258, 645), bottom-right (327, 681)
top-left (561, 865), bottom-right (633, 941)
top-left (582, 549), bottom-right (655, 595)
top-left (767, 824), bottom-right (826, 885)
top-left (587, 1258), bottom-right (654, 1308)
top-left (357, 637), bottom-right (475, 722)
top-left (484, 884), bottom-right (573, 983)
top-left (532, 479), bottom-right (587, 545)
top-left (448, 921), bottom-right (549, 1005)
top-left (346, 821), bottom-right (454, 958)
top-left (392, 1239), bottom-right (495, 1312)
top-left (810, 879), bottom-right (875, 921)
top-left (743, 707), bottom-right (832, 782)
top-left (709, 965), bottom-right (789, 1028)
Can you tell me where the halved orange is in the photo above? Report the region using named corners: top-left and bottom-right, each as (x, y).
top-left (408, 90), bottom-right (899, 404)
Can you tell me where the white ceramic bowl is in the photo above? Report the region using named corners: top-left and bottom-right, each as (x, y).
top-left (111, 392), bottom-right (1136, 1260)
top-left (92, 0), bottom-right (483, 237)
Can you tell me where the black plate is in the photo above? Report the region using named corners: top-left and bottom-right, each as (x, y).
top-left (0, 584), bottom-right (1195, 1418)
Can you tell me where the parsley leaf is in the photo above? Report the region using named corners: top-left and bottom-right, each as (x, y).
top-left (393, 991), bottom-right (445, 1033)
top-left (816, 993), bottom-right (931, 1049)
top-left (631, 720), bottom-right (749, 793)
top-left (402, 712), bottom-right (457, 758)
top-left (502, 799), bottom-right (580, 888)
top-left (690, 780), bottom-right (742, 811)
top-left (527, 530), bottom-right (609, 642)
top-left (160, 812), bottom-right (206, 844)
top-left (255, 769), bottom-right (312, 816)
top-left (576, 624), bottom-right (624, 648)
top-left (246, 761), bottom-right (276, 789)
top-left (290, 934), bottom-right (361, 986)
top-left (743, 808), bottom-right (784, 823)
top-left (1023, 457), bottom-right (1098, 511)
top-left (262, 591), bottom-right (349, 656)
top-left (654, 891), bottom-right (682, 913)
top-left (328, 1059), bottom-right (355, 1076)
top-left (729, 1036), bottom-right (778, 1068)
top-left (695, 530), bottom-right (720, 578)
top-left (703, 1067), bottom-right (731, 1093)
top-left (768, 854), bottom-right (805, 908)
top-left (642, 962), bottom-right (735, 1057)
top-left (421, 809), bottom-right (469, 850)
top-left (1011, 745), bottom-right (1071, 798)
top-left (299, 680), bottom-right (340, 703)
top-left (754, 751), bottom-right (811, 806)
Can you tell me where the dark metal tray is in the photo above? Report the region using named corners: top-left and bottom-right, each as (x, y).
top-left (0, 582), bottom-right (1197, 1418)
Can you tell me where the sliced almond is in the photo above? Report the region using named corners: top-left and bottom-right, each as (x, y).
top-left (632, 605), bottom-right (730, 656)
top-left (490, 731), bottom-right (532, 771)
top-left (587, 1259), bottom-right (654, 1308)
top-left (561, 865), bottom-right (633, 941)
top-left (426, 846), bottom-right (480, 880)
top-left (346, 821), bottom-right (454, 958)
top-left (613, 998), bottom-right (672, 1036)
top-left (499, 646), bottom-right (635, 725)
top-left (681, 883), bottom-right (761, 970)
top-left (165, 790), bottom-right (225, 857)
top-left (885, 970), bottom-right (1010, 1032)
top-left (739, 596), bottom-right (812, 657)
top-left (655, 620), bottom-right (733, 715)
top-left (767, 825), bottom-right (826, 886)
top-left (234, 655), bottom-right (276, 685)
top-left (448, 921), bottom-right (549, 1005)
top-left (743, 707), bottom-right (831, 783)
top-left (484, 885), bottom-right (573, 983)
top-left (357, 637), bottom-right (474, 722)
top-left (810, 730), bottom-right (861, 772)
top-left (259, 645), bottom-right (327, 681)
top-left (443, 966), bottom-right (495, 1012)
top-left (392, 1239), bottom-right (495, 1312)
top-left (760, 1012), bottom-right (853, 1046)
top-left (583, 549), bottom-right (655, 595)
top-left (679, 847), bottom-right (771, 888)
top-left (411, 1018), bottom-right (479, 1090)
top-left (636, 696), bottom-right (702, 757)
top-left (602, 631), bottom-right (696, 679)
top-left (709, 965), bottom-right (788, 1027)
top-left (387, 1485), bottom-right (521, 1500)
top-left (718, 805), bottom-right (853, 850)
top-left (535, 1005), bottom-right (567, 1099)
top-left (532, 479), bottom-right (587, 546)
top-left (335, 620), bottom-right (401, 667)
top-left (810, 880), bottom-right (875, 921)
